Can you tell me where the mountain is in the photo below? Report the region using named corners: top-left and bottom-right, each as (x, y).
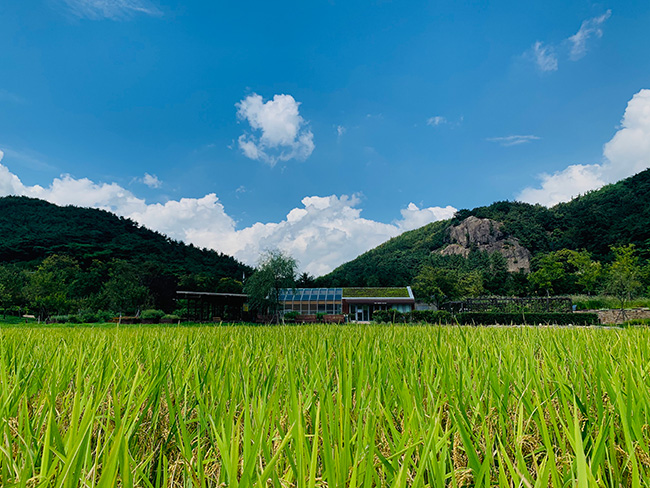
top-left (317, 168), bottom-right (650, 287)
top-left (0, 196), bottom-right (252, 283)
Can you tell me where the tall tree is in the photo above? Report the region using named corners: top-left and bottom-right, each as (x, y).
top-left (244, 250), bottom-right (298, 322)
top-left (604, 244), bottom-right (643, 318)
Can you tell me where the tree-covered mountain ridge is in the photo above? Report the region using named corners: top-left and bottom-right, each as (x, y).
top-left (317, 168), bottom-right (650, 287)
top-left (0, 195), bottom-right (251, 282)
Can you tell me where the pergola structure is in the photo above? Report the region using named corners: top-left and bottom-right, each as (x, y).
top-left (444, 296), bottom-right (573, 314)
top-left (176, 291), bottom-right (247, 322)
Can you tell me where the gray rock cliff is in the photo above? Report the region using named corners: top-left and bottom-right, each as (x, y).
top-left (438, 216), bottom-right (531, 272)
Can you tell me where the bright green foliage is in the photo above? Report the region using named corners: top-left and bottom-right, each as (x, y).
top-left (244, 250), bottom-right (298, 320)
top-left (605, 244), bottom-right (644, 311)
top-left (567, 250), bottom-right (603, 294)
top-left (528, 252), bottom-right (568, 296)
top-left (1, 324), bottom-right (650, 486)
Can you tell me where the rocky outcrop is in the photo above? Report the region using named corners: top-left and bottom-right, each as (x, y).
top-left (438, 216), bottom-right (531, 272)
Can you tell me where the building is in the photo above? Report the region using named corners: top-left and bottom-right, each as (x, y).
top-left (278, 287), bottom-right (415, 321)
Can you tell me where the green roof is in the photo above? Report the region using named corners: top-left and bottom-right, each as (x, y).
top-left (342, 287), bottom-right (410, 298)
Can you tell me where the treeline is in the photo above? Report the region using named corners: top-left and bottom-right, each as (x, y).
top-left (0, 196), bottom-right (252, 320)
top-left (0, 255), bottom-right (245, 320)
top-left (411, 245), bottom-right (650, 308)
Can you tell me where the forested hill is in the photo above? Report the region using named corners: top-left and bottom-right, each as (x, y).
top-left (0, 196), bottom-right (251, 282)
top-left (317, 168), bottom-right (650, 287)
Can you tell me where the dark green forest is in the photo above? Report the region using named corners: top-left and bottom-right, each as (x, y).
top-left (0, 196), bottom-right (252, 318)
top-left (317, 169), bottom-right (650, 301)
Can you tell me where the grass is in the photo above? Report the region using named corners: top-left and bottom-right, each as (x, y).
top-left (343, 287), bottom-right (411, 298)
top-left (1, 323), bottom-right (649, 486)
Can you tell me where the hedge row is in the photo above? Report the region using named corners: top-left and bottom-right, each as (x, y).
top-left (372, 310), bottom-right (599, 326)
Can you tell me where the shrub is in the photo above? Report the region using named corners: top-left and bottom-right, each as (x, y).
top-left (283, 311), bottom-right (300, 320)
top-left (372, 310), bottom-right (410, 323)
top-left (162, 314), bottom-right (181, 321)
top-left (79, 312), bottom-right (99, 323)
top-left (97, 311), bottom-right (116, 323)
top-left (456, 312), bottom-right (598, 326)
top-left (140, 309), bottom-right (165, 322)
top-left (411, 310), bottom-right (454, 324)
top-left (623, 318), bottom-right (650, 326)
top-left (372, 310), bottom-right (598, 325)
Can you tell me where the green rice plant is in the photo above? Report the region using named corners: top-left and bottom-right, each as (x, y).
top-left (0, 324), bottom-right (649, 486)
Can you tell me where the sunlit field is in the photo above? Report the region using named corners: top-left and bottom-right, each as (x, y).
top-left (1, 324), bottom-right (649, 487)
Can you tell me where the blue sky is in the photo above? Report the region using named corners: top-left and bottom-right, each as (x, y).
top-left (1, 0), bottom-right (650, 274)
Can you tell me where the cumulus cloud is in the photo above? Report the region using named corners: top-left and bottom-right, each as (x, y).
top-left (487, 135), bottom-right (541, 147)
top-left (0, 154), bottom-right (454, 275)
top-left (236, 93), bottom-right (315, 166)
top-left (518, 89), bottom-right (650, 206)
top-left (397, 203), bottom-right (457, 231)
top-left (569, 10), bottom-right (611, 60)
top-left (142, 173), bottom-right (162, 188)
top-left (532, 41), bottom-right (558, 72)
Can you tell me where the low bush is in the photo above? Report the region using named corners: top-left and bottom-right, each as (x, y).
top-left (572, 295), bottom-right (650, 310)
top-left (372, 309), bottom-right (598, 326)
top-left (372, 310), bottom-right (410, 323)
top-left (457, 312), bottom-right (598, 326)
top-left (79, 312), bottom-right (99, 323)
top-left (140, 309), bottom-right (165, 322)
top-left (162, 314), bottom-right (181, 321)
top-left (411, 310), bottom-right (454, 324)
top-left (623, 318), bottom-right (650, 326)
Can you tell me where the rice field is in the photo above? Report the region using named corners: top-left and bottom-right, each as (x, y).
top-left (1, 324), bottom-right (649, 487)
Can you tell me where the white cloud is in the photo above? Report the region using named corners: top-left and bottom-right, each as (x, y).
top-left (142, 173), bottom-right (162, 188)
top-left (59, 0), bottom-right (161, 19)
top-left (397, 203), bottom-right (457, 231)
top-left (236, 93), bottom-right (315, 166)
top-left (487, 135), bottom-right (541, 147)
top-left (518, 89), bottom-right (650, 206)
top-left (0, 154), bottom-right (454, 275)
top-left (336, 125), bottom-right (346, 137)
top-left (427, 116), bottom-right (447, 127)
top-left (532, 41), bottom-right (558, 72)
top-left (569, 10), bottom-right (611, 60)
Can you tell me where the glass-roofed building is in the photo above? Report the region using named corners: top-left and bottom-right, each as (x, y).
top-left (278, 288), bottom-right (343, 315)
top-left (279, 287), bottom-right (415, 321)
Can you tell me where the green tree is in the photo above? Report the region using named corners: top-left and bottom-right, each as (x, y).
top-left (25, 255), bottom-right (81, 319)
top-left (567, 249), bottom-right (602, 294)
top-left (0, 265), bottom-right (26, 316)
top-left (296, 272), bottom-right (315, 287)
top-left (528, 253), bottom-right (568, 296)
top-left (604, 244), bottom-right (643, 317)
top-left (102, 260), bottom-right (151, 315)
top-left (413, 266), bottom-right (484, 307)
top-left (244, 250), bottom-right (298, 322)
